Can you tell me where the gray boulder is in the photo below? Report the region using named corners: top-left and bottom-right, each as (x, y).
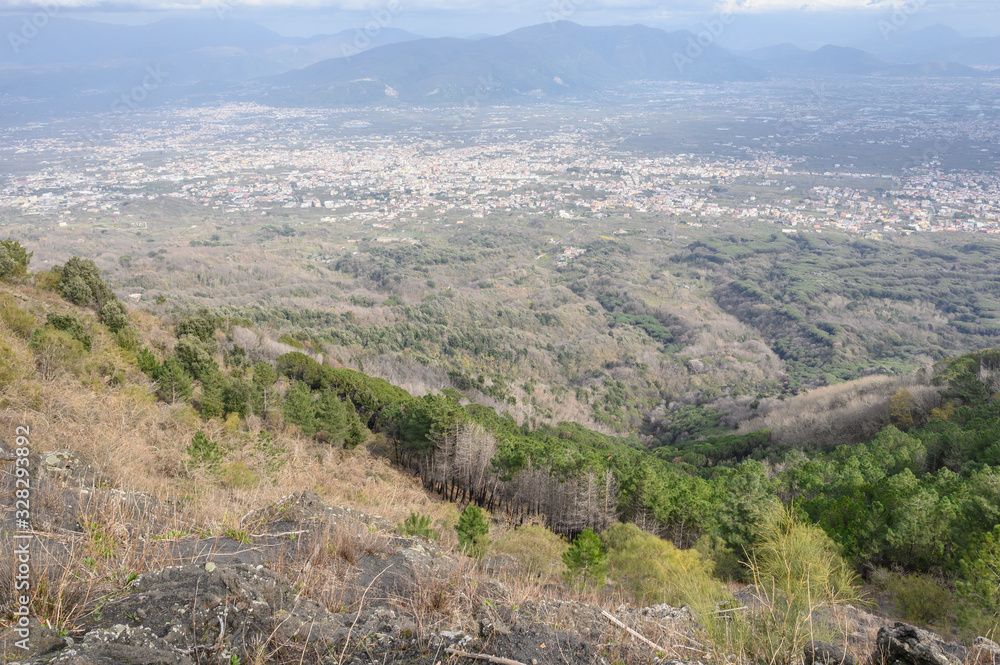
top-left (870, 622), bottom-right (962, 665)
top-left (805, 640), bottom-right (857, 665)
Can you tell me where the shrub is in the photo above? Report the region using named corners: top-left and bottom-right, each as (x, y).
top-left (32, 270), bottom-right (59, 291)
top-left (98, 299), bottom-right (130, 333)
top-left (603, 523), bottom-right (718, 604)
top-left (156, 358), bottom-right (193, 403)
top-left (54, 257), bottom-right (114, 308)
top-left (456, 504), bottom-right (490, 558)
top-left (0, 296), bottom-right (35, 339)
top-left (0, 343), bottom-right (28, 387)
top-left (563, 528), bottom-right (607, 588)
top-left (723, 504), bottom-right (860, 665)
top-left (223, 376), bottom-right (252, 419)
top-left (492, 524), bottom-right (568, 582)
top-left (958, 524), bottom-right (1000, 621)
top-left (84, 349), bottom-right (129, 388)
top-left (0, 238), bottom-right (31, 280)
top-left (174, 335), bottom-right (217, 380)
top-left (888, 573), bottom-right (954, 626)
top-left (135, 348), bottom-right (161, 378)
top-left (29, 328), bottom-right (86, 380)
top-left (113, 326), bottom-right (141, 352)
top-left (186, 430), bottom-right (223, 469)
top-left (45, 313), bottom-right (92, 352)
top-left (178, 314), bottom-right (216, 343)
top-left (219, 461), bottom-right (258, 489)
top-left (398, 511), bottom-right (439, 540)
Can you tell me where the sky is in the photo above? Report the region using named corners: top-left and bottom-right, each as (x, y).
top-left (0, 0), bottom-right (998, 47)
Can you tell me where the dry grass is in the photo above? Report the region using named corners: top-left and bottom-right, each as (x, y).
top-left (737, 374), bottom-right (942, 450)
top-left (0, 280), bottom-right (908, 665)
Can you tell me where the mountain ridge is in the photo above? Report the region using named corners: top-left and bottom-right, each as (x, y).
top-left (1, 17), bottom-right (996, 110)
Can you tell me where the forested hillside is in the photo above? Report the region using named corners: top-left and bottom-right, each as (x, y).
top-left (16, 201), bottom-right (1000, 445)
top-left (3, 240), bottom-right (999, 639)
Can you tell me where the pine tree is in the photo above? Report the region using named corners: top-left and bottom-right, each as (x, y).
top-left (0, 238), bottom-right (31, 280)
top-left (136, 348), bottom-right (161, 378)
top-left (186, 429), bottom-right (222, 469)
top-left (456, 504), bottom-right (490, 558)
top-left (957, 524), bottom-right (1000, 621)
top-left (282, 381), bottom-right (317, 434)
top-left (223, 376), bottom-right (252, 419)
top-left (156, 358), bottom-right (193, 403)
top-left (563, 528), bottom-right (607, 587)
top-left (315, 389), bottom-right (349, 441)
top-left (198, 370), bottom-right (227, 419)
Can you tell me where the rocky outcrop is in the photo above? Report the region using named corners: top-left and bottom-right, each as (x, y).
top-left (870, 622), bottom-right (963, 665)
top-left (805, 640), bottom-right (857, 665)
top-left (0, 460), bottom-right (982, 665)
top-left (971, 637), bottom-right (1000, 665)
top-left (1, 619), bottom-right (68, 662)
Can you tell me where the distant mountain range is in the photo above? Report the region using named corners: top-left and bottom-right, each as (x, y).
top-left (265, 22), bottom-right (762, 105)
top-left (859, 24), bottom-right (1000, 68)
top-left (0, 17), bottom-right (997, 111)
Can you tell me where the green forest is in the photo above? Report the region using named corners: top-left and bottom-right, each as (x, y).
top-left (5, 238), bottom-right (1000, 640)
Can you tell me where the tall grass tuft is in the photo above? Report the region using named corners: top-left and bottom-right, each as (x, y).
top-left (690, 504), bottom-right (862, 665)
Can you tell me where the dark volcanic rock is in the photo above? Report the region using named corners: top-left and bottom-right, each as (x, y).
top-left (1, 618), bottom-right (67, 662)
top-left (805, 640), bottom-right (856, 665)
top-left (871, 622), bottom-right (963, 665)
top-left (50, 625), bottom-right (192, 665)
top-left (13, 562), bottom-right (352, 665)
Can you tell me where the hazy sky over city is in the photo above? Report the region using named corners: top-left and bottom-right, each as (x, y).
top-left (0, 0), bottom-right (997, 47)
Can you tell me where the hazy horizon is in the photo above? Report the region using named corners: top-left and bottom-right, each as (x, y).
top-left (2, 0), bottom-right (1000, 50)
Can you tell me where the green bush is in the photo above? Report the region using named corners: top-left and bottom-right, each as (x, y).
top-left (398, 511), bottom-right (439, 540)
top-left (136, 348), bottom-right (161, 378)
top-left (888, 574), bottom-right (954, 626)
top-left (178, 314), bottom-right (216, 343)
top-left (0, 238), bottom-right (31, 281)
top-left (186, 430), bottom-right (223, 469)
top-left (174, 335), bottom-right (217, 380)
top-left (219, 461), bottom-right (258, 488)
top-left (733, 505), bottom-right (859, 665)
top-left (456, 504), bottom-right (490, 558)
top-left (45, 313), bottom-right (92, 352)
top-left (113, 326), bottom-right (141, 352)
top-left (156, 357), bottom-right (193, 403)
top-left (492, 524), bottom-right (568, 582)
top-left (98, 299), bottom-right (130, 333)
top-left (0, 296), bottom-right (35, 339)
top-left (0, 343), bottom-right (27, 386)
top-left (602, 523), bottom-right (718, 604)
top-left (54, 257), bottom-right (113, 308)
top-left (563, 528), bottom-right (607, 588)
top-left (29, 328), bottom-right (87, 379)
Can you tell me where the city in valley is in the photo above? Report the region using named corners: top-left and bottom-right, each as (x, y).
top-left (3, 80), bottom-right (999, 249)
